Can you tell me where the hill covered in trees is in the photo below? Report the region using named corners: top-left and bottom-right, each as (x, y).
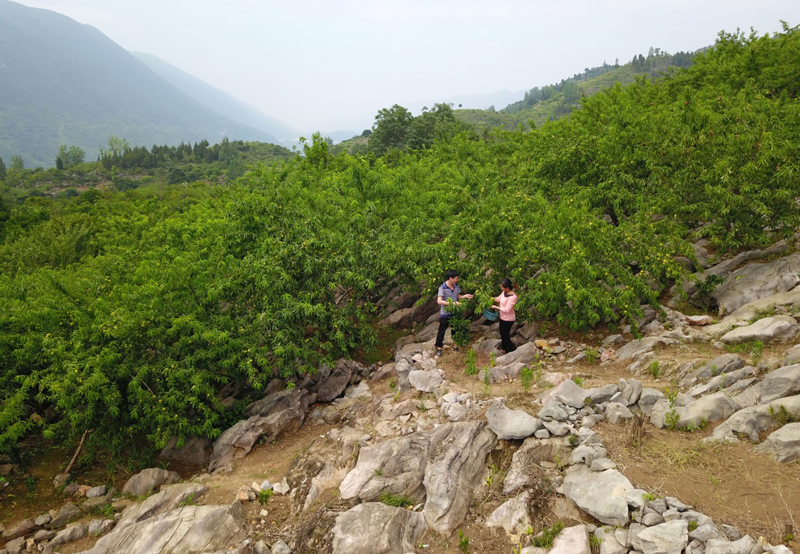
top-left (0, 24), bottom-right (798, 464)
top-left (0, 0), bottom-right (288, 168)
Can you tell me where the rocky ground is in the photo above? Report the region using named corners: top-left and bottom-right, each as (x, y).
top-left (3, 241), bottom-right (800, 554)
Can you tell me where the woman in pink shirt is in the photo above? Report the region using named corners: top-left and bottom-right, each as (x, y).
top-left (491, 278), bottom-right (517, 354)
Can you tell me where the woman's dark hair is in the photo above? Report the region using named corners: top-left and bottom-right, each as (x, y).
top-left (445, 269), bottom-right (460, 280)
top-left (501, 278), bottom-right (514, 290)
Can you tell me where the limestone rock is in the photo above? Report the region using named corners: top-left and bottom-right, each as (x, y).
top-left (541, 379), bottom-right (589, 409)
top-left (77, 501), bottom-right (248, 554)
top-left (633, 519), bottom-right (688, 554)
top-left (705, 394), bottom-right (800, 443)
top-left (674, 392), bottom-right (741, 430)
top-left (562, 466), bottom-right (636, 526)
top-left (486, 491), bottom-right (532, 536)
top-left (754, 422), bottom-right (800, 462)
top-left (760, 364), bottom-right (800, 403)
top-left (313, 359), bottom-right (360, 402)
top-left (549, 525), bottom-right (590, 554)
top-left (116, 483), bottom-right (208, 531)
top-left (616, 337), bottom-right (675, 362)
top-left (605, 403), bottom-right (633, 425)
top-left (47, 502), bottom-right (83, 529)
top-left (711, 253), bottom-right (800, 315)
top-left (720, 315), bottom-right (800, 345)
top-left (122, 468), bottom-right (181, 497)
top-left (339, 422), bottom-right (496, 535)
top-left (330, 502), bottom-right (426, 554)
top-left (486, 403), bottom-right (541, 440)
top-left (2, 518), bottom-right (37, 540)
top-left (50, 523), bottom-right (88, 547)
top-left (495, 342), bottom-right (540, 366)
top-left (208, 388), bottom-right (313, 472)
top-left (705, 535), bottom-right (757, 554)
top-left (159, 436), bottom-right (211, 466)
top-left (504, 437), bottom-right (570, 494)
top-left (408, 369), bottom-right (443, 392)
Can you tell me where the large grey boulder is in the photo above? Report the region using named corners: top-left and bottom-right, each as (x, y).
top-left (616, 337), bottom-right (676, 362)
top-left (2, 518), bottom-right (37, 540)
top-left (562, 466), bottom-right (636, 526)
top-left (408, 369), bottom-right (444, 392)
top-left (330, 503), bottom-right (426, 554)
top-left (339, 422), bottom-right (496, 535)
top-left (711, 253), bottom-right (800, 315)
top-left (605, 403), bottom-right (633, 425)
top-left (705, 394), bottom-right (800, 443)
top-left (495, 342), bottom-right (539, 366)
top-left (681, 354), bottom-right (745, 388)
top-left (116, 483), bottom-right (208, 531)
top-left (504, 437), bottom-right (571, 494)
top-left (159, 436), bottom-right (211, 466)
top-left (754, 422), bottom-right (800, 462)
top-left (586, 384), bottom-right (620, 405)
top-left (208, 388), bottom-right (314, 472)
top-left (122, 468), bottom-right (181, 497)
top-left (673, 392), bottom-right (741, 430)
top-left (704, 287), bottom-right (800, 337)
top-left (632, 519), bottom-right (688, 554)
top-left (721, 316), bottom-right (800, 344)
top-left (47, 502), bottom-right (83, 529)
top-left (760, 364), bottom-right (800, 403)
top-left (50, 523), bottom-right (88, 547)
top-left (486, 403), bottom-right (541, 440)
top-left (485, 491), bottom-right (532, 536)
top-left (313, 359), bottom-right (360, 402)
top-left (77, 501), bottom-right (247, 554)
top-left (687, 367), bottom-right (755, 398)
top-left (480, 361), bottom-right (527, 383)
top-left (549, 524), bottom-right (590, 554)
top-left (619, 379), bottom-right (643, 406)
top-left (705, 535), bottom-right (757, 554)
top-left (545, 379), bottom-right (589, 409)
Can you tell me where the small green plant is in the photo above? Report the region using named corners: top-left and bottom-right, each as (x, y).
top-left (642, 492), bottom-right (657, 502)
top-left (572, 376), bottom-right (583, 386)
top-left (482, 365), bottom-right (492, 394)
top-left (258, 489), bottom-right (273, 506)
top-left (784, 531), bottom-right (794, 543)
top-left (464, 349), bottom-right (478, 376)
top-left (749, 305), bottom-right (778, 324)
top-left (450, 316), bottom-right (472, 348)
top-left (374, 468), bottom-right (383, 477)
top-left (389, 377), bottom-right (397, 390)
top-left (649, 360), bottom-right (660, 379)
top-left (458, 530), bottom-right (470, 553)
top-left (178, 493), bottom-right (197, 507)
top-left (24, 475), bottom-right (38, 494)
top-left (520, 367), bottom-right (533, 392)
top-left (688, 520), bottom-right (698, 532)
top-left (532, 522), bottom-right (565, 548)
top-left (769, 405), bottom-right (794, 427)
top-left (490, 352), bottom-right (496, 367)
top-left (589, 534), bottom-right (603, 553)
top-left (710, 476), bottom-right (719, 486)
top-left (568, 434), bottom-right (579, 447)
top-left (378, 491), bottom-right (413, 508)
top-left (665, 409), bottom-right (680, 431)
top-left (665, 387), bottom-right (678, 407)
top-left (534, 364), bottom-right (543, 383)
top-left (285, 381), bottom-right (296, 389)
top-left (584, 348), bottom-right (598, 364)
top-left (724, 340), bottom-right (764, 362)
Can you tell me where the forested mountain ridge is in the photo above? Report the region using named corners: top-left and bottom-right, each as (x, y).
top-left (131, 52), bottom-right (297, 142)
top-left (0, 0), bottom-right (283, 168)
top-left (0, 24), bottom-right (798, 466)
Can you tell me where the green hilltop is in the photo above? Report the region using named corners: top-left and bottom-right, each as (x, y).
top-left (0, 24), bottom-right (798, 461)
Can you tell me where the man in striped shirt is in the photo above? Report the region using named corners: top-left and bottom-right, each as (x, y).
top-left (435, 269), bottom-right (473, 357)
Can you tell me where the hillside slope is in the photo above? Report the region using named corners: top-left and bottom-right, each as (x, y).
top-left (0, 0), bottom-right (278, 167)
top-left (131, 52), bottom-right (296, 142)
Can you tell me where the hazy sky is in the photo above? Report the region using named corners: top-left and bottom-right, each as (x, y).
top-left (14, 0), bottom-right (800, 132)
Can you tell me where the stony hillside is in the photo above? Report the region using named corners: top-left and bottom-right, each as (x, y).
top-left (2, 237), bottom-right (800, 554)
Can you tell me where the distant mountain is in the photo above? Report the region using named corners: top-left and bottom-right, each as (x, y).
top-left (131, 52), bottom-right (296, 142)
top-left (0, 0), bottom-right (279, 168)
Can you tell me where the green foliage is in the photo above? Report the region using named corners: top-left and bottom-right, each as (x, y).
top-left (749, 305), bottom-right (778, 324)
top-left (450, 316), bottom-right (472, 348)
top-left (584, 348), bottom-right (598, 364)
top-left (768, 405), bottom-right (796, 427)
top-left (533, 522), bottom-right (565, 548)
top-left (458, 530), bottom-right (470, 553)
top-left (688, 520), bottom-right (698, 532)
top-left (572, 377), bottom-right (583, 386)
top-left (725, 340), bottom-right (764, 362)
top-left (257, 488), bottom-right (272, 505)
top-left (642, 492), bottom-right (657, 502)
top-left (57, 145), bottom-right (86, 168)
top-left (520, 367), bottom-right (533, 392)
top-left (464, 349), bottom-right (478, 376)
top-left (378, 491), bottom-right (413, 508)
top-left (649, 360), bottom-right (661, 379)
top-left (665, 409), bottom-right (680, 431)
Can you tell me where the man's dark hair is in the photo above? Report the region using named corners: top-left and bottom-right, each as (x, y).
top-left (445, 269), bottom-right (459, 280)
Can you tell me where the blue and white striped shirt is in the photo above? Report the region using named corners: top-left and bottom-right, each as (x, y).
top-left (438, 281), bottom-right (461, 317)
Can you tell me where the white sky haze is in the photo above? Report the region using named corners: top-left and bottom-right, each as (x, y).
top-left (14, 0), bottom-right (800, 133)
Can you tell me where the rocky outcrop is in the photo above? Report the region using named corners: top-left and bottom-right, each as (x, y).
top-left (330, 502), bottom-right (426, 554)
top-left (339, 421), bottom-right (496, 535)
top-left (208, 388), bottom-right (314, 472)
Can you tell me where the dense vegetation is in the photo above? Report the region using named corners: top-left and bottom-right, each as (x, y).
top-left (1, 25), bottom-right (798, 459)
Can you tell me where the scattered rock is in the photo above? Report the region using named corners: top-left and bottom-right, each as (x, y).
top-left (754, 422), bottom-right (800, 462)
top-left (486, 491), bottom-right (532, 536)
top-left (329, 502), bottom-right (426, 554)
top-left (116, 483), bottom-right (208, 531)
top-left (159, 436), bottom-right (211, 466)
top-left (720, 315), bottom-right (800, 345)
top-left (562, 466), bottom-right (635, 526)
top-left (47, 503), bottom-right (82, 529)
top-left (2, 519), bottom-right (37, 540)
top-left (122, 468), bottom-right (181, 497)
top-left (78, 501), bottom-right (248, 554)
top-left (50, 523), bottom-right (87, 547)
top-left (408, 369), bottom-right (444, 392)
top-left (486, 403), bottom-right (541, 440)
top-left (632, 519), bottom-right (688, 554)
top-left (549, 524), bottom-right (590, 554)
